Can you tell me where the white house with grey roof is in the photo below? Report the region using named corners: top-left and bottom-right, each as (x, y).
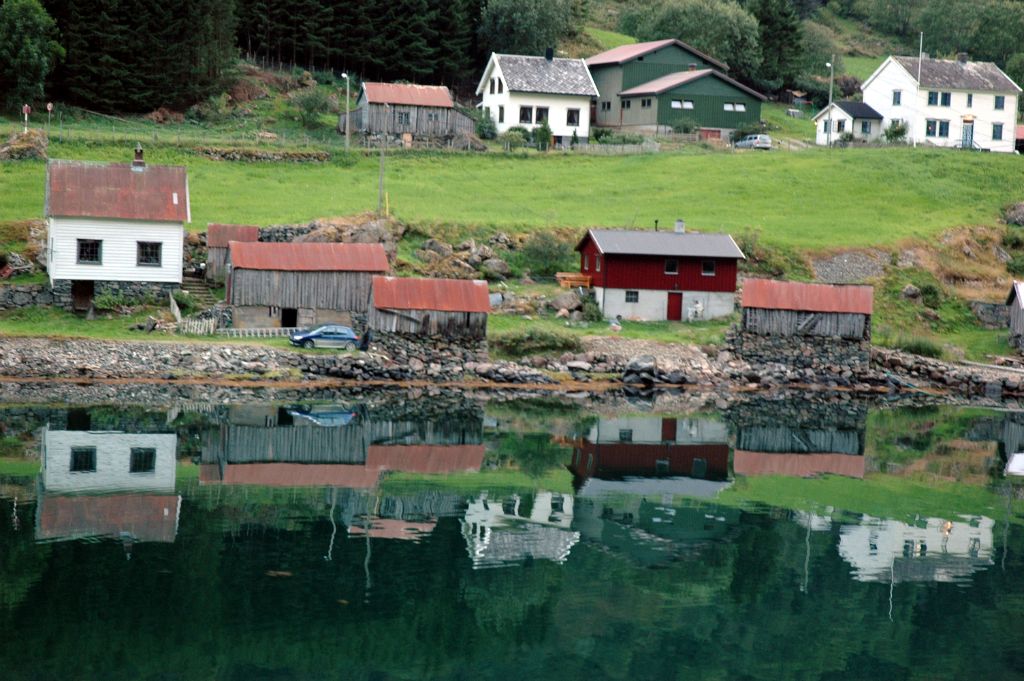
top-left (575, 226), bottom-right (745, 321)
top-left (476, 51), bottom-right (599, 144)
top-left (862, 54), bottom-right (1021, 152)
top-left (811, 101), bottom-right (884, 146)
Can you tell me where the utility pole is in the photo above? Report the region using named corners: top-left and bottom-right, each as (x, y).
top-left (377, 104), bottom-right (388, 215)
top-left (826, 56), bottom-right (835, 149)
top-left (342, 72), bottom-right (350, 152)
top-left (913, 32), bottom-right (923, 148)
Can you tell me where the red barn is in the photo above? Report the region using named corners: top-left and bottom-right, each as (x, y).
top-left (575, 226), bottom-right (745, 321)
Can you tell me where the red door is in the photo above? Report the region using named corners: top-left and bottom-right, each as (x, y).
top-left (667, 292), bottom-right (683, 321)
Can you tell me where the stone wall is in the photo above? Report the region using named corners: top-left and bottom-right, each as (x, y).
top-left (728, 330), bottom-right (871, 375)
top-left (0, 284), bottom-right (54, 309)
top-left (50, 279), bottom-right (179, 310)
top-left (259, 225), bottom-right (314, 242)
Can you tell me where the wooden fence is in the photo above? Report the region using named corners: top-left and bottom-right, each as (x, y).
top-left (178, 317), bottom-right (218, 336)
top-left (217, 327), bottom-right (299, 338)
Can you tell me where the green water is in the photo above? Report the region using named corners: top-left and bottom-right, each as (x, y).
top-left (1, 397), bottom-right (1023, 680)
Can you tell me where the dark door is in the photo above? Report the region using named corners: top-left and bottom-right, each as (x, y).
top-left (667, 292), bottom-right (683, 321)
top-left (661, 418), bottom-right (678, 442)
top-left (281, 308), bottom-right (298, 327)
top-left (71, 281), bottom-right (93, 311)
top-left (962, 121), bottom-right (974, 147)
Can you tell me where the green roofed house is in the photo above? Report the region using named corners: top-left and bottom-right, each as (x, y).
top-left (586, 39), bottom-right (767, 139)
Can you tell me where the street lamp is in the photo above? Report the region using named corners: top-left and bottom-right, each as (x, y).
top-left (342, 72), bottom-right (350, 152)
top-left (825, 57), bottom-right (835, 148)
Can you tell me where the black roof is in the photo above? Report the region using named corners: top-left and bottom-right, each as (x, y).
top-left (835, 101), bottom-right (883, 120)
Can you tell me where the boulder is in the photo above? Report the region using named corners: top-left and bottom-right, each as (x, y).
top-left (625, 355), bottom-right (657, 374)
top-left (1006, 202), bottom-right (1024, 227)
top-left (479, 257), bottom-right (511, 280)
top-left (901, 284), bottom-right (921, 299)
top-left (422, 238), bottom-right (453, 257)
top-left (551, 290), bottom-right (582, 311)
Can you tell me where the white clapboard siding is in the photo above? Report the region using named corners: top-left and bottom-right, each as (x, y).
top-left (48, 216), bottom-right (184, 283)
top-left (41, 428), bottom-right (178, 493)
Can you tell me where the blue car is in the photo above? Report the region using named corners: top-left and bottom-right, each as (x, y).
top-left (289, 324), bottom-right (360, 350)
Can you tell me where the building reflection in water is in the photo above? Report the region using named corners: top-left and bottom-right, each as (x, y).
top-left (461, 491), bottom-right (578, 569)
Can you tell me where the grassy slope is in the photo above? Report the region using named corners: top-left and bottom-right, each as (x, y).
top-left (4, 142), bottom-right (1021, 251)
top-left (584, 27), bottom-right (636, 50)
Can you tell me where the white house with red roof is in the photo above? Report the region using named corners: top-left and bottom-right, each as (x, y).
top-left (45, 147), bottom-right (189, 311)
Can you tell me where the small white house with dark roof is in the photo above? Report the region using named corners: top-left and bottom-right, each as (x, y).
top-left (575, 225), bottom-right (745, 321)
top-left (811, 100), bottom-right (884, 146)
top-left (476, 50), bottom-right (599, 144)
top-left (862, 54), bottom-right (1021, 152)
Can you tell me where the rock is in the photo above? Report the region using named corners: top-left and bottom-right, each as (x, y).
top-left (0, 129), bottom-right (47, 160)
top-left (921, 308), bottom-right (940, 321)
top-left (625, 355), bottom-right (657, 373)
top-left (555, 308), bottom-right (570, 318)
top-left (566, 360), bottom-right (593, 372)
top-left (551, 291), bottom-right (582, 311)
top-left (902, 284), bottom-right (921, 299)
top-left (422, 238), bottom-right (453, 257)
top-left (479, 258), bottom-right (511, 280)
top-left (1006, 202), bottom-right (1024, 227)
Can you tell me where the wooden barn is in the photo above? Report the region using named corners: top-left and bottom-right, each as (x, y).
top-left (368, 276), bottom-right (489, 339)
top-left (1007, 281), bottom-right (1024, 348)
top-left (342, 82), bottom-right (475, 139)
top-left (741, 279), bottom-right (874, 340)
top-left (205, 223), bottom-right (258, 283)
top-left (226, 242), bottom-right (389, 329)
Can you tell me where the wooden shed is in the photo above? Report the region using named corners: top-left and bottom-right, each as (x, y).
top-left (741, 279), bottom-right (874, 341)
top-left (341, 82), bottom-right (475, 139)
top-left (226, 242), bottom-right (389, 329)
top-left (205, 223), bottom-right (259, 283)
top-left (368, 276), bottom-right (489, 339)
top-left (1006, 281), bottom-right (1024, 348)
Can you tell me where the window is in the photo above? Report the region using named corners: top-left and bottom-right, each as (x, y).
top-left (70, 446), bottom-right (96, 472)
top-left (622, 99), bottom-right (631, 109)
top-left (995, 95), bottom-right (1006, 110)
top-left (993, 123), bottom-right (1004, 140)
top-left (837, 120), bottom-right (846, 133)
top-left (595, 256), bottom-right (601, 272)
top-left (664, 258), bottom-right (678, 274)
top-left (967, 93), bottom-right (973, 108)
top-left (702, 260), bottom-right (716, 276)
top-left (137, 241), bottom-right (161, 267)
top-left (683, 100), bottom-right (694, 109)
top-left (498, 105), bottom-right (504, 124)
top-left (928, 91), bottom-right (938, 106)
top-left (940, 92), bottom-right (951, 106)
top-left (535, 107), bottom-right (548, 123)
top-left (822, 120), bottom-right (830, 133)
top-left (735, 103), bottom-right (747, 112)
top-left (671, 99), bottom-right (682, 109)
top-left (938, 120), bottom-right (949, 137)
top-left (892, 90), bottom-right (902, 105)
top-left (130, 447), bottom-right (156, 473)
top-left (77, 239), bottom-right (101, 264)
top-left (427, 112), bottom-right (439, 122)
top-left (396, 111), bottom-right (410, 125)
top-left (861, 120), bottom-right (871, 135)
top-left (723, 103), bottom-right (735, 111)
top-left (625, 290), bottom-right (638, 303)
top-left (583, 254), bottom-right (589, 270)
top-left (641, 98), bottom-right (652, 108)
top-left (519, 106), bottom-right (533, 124)
top-left (489, 78), bottom-right (495, 95)
top-left (497, 79), bottom-right (503, 94)
top-left (618, 429), bottom-right (633, 442)
top-left (566, 108), bottom-right (580, 126)
top-left (600, 101), bottom-right (611, 111)
top-left (926, 119), bottom-right (937, 137)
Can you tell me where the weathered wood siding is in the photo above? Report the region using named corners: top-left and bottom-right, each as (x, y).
top-left (368, 306), bottom-right (487, 339)
top-left (206, 246), bottom-right (228, 283)
top-left (737, 425), bottom-right (865, 456)
top-left (1009, 302), bottom-right (1024, 347)
top-left (742, 308), bottom-right (869, 340)
top-left (345, 104), bottom-right (474, 137)
top-left (229, 269), bottom-right (374, 312)
top-left (203, 424), bottom-right (369, 464)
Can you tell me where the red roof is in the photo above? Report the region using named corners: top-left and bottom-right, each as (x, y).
top-left (348, 518), bottom-right (437, 540)
top-left (229, 242), bottom-right (389, 272)
top-left (733, 451), bottom-right (865, 478)
top-left (37, 494), bottom-right (180, 542)
top-left (211, 463), bottom-right (382, 488)
top-left (207, 223), bottom-right (259, 248)
top-left (362, 82), bottom-right (453, 108)
top-left (366, 444), bottom-right (486, 473)
top-left (741, 278), bottom-right (874, 315)
top-left (371, 276), bottom-right (490, 313)
top-left (586, 39), bottom-right (728, 71)
top-left (47, 160), bottom-right (190, 223)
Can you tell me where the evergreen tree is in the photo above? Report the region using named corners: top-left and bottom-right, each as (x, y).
top-left (751, 0), bottom-right (802, 90)
top-left (0, 0), bottom-right (65, 111)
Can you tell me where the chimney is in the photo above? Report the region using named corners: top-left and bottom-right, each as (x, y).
top-left (675, 219), bottom-right (685, 234)
top-left (545, 47), bottom-right (554, 62)
top-left (132, 143), bottom-right (145, 171)
top-left (957, 52), bottom-right (969, 64)
top-left (688, 63), bottom-right (697, 71)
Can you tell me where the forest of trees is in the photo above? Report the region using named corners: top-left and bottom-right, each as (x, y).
top-left (2, 0), bottom-right (1024, 114)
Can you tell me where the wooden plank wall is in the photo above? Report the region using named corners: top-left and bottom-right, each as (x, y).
top-left (1010, 301), bottom-right (1024, 346)
top-left (347, 104), bottom-right (475, 136)
top-left (742, 308), bottom-right (868, 340)
top-left (230, 269), bottom-right (374, 312)
top-left (737, 426), bottom-right (864, 455)
top-left (202, 424), bottom-right (370, 464)
top-left (368, 306), bottom-right (487, 339)
top-left (206, 247), bottom-right (228, 283)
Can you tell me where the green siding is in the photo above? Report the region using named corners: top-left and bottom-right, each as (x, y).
top-left (621, 44), bottom-right (716, 89)
top-left (655, 77), bottom-right (761, 129)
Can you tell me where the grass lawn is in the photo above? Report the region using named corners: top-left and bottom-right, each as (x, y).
top-left (843, 55), bottom-right (885, 81)
top-left (488, 311), bottom-right (730, 347)
top-left (4, 142), bottom-right (1022, 251)
top-left (584, 26), bottom-right (636, 50)
top-left (761, 102), bottom-right (816, 143)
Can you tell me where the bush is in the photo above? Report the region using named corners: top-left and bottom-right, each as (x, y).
top-left (837, 131), bottom-right (855, 147)
top-left (173, 290), bottom-right (199, 314)
top-left (517, 232), bottom-right (573, 277)
top-left (534, 120), bottom-right (553, 150)
top-left (580, 295), bottom-right (603, 322)
top-left (591, 127), bottom-right (613, 142)
top-left (491, 328), bottom-right (582, 357)
top-left (1008, 255), bottom-right (1024, 276)
top-left (671, 117), bottom-right (699, 133)
top-left (186, 93), bottom-right (232, 123)
top-left (592, 129), bottom-right (644, 145)
top-left (836, 74), bottom-right (861, 98)
top-left (92, 292), bottom-right (130, 310)
top-left (500, 129), bottom-right (527, 150)
top-left (476, 112), bottom-right (497, 140)
top-left (292, 88), bottom-right (330, 128)
top-left (891, 335), bottom-right (943, 359)
top-left (884, 120), bottom-right (908, 144)
top-left (1003, 229), bottom-right (1024, 251)
top-left (919, 282), bottom-right (942, 309)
